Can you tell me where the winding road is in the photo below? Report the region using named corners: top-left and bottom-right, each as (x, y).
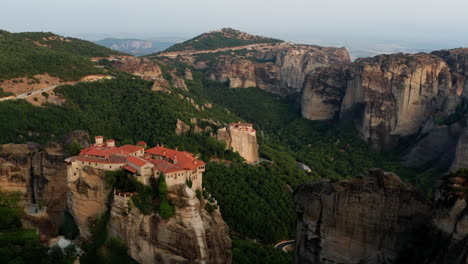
top-left (274, 240), bottom-right (295, 252)
top-left (16, 85), bottom-right (59, 99)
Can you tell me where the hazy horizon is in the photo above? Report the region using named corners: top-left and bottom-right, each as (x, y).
top-left (3, 0), bottom-right (468, 57)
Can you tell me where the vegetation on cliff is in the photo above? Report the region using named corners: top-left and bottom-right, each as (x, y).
top-left (163, 28), bottom-right (283, 52)
top-left (0, 30), bottom-right (119, 81)
top-left (0, 191), bottom-right (77, 263)
top-left (232, 238), bottom-right (291, 264)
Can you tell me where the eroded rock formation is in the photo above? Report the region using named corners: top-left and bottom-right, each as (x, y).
top-left (217, 123), bottom-right (259, 163)
top-left (67, 165), bottom-right (111, 239)
top-left (166, 42), bottom-right (350, 97)
top-left (402, 124), bottom-right (464, 169)
top-left (432, 48), bottom-right (468, 97)
top-left (0, 140), bottom-right (73, 236)
top-left (429, 171), bottom-right (468, 264)
top-left (301, 52), bottom-right (468, 151)
top-left (451, 128), bottom-right (468, 171)
top-left (294, 168), bottom-right (432, 264)
top-left (112, 57), bottom-right (164, 81)
top-left (108, 185), bottom-right (232, 264)
top-left (301, 66), bottom-right (348, 120)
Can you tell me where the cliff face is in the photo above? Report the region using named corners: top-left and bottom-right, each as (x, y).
top-left (450, 128), bottom-right (468, 172)
top-left (177, 43), bottom-right (351, 97)
top-left (301, 66), bottom-right (348, 120)
top-left (294, 169), bottom-right (432, 264)
top-left (67, 165), bottom-right (111, 239)
top-left (112, 57), bottom-right (164, 81)
top-left (301, 52), bottom-right (466, 151)
top-left (429, 171), bottom-right (468, 264)
top-left (0, 143), bottom-right (68, 217)
top-left (108, 185), bottom-right (232, 264)
top-left (432, 48), bottom-right (468, 97)
top-left (402, 123), bottom-right (464, 169)
top-left (216, 124), bottom-right (260, 163)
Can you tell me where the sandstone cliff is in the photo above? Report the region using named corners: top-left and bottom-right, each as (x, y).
top-left (301, 66), bottom-right (348, 120)
top-left (450, 128), bottom-right (468, 172)
top-left (294, 168), bottom-right (432, 264)
top-left (0, 141), bottom-right (70, 235)
top-left (429, 171), bottom-right (468, 264)
top-left (112, 57), bottom-right (164, 81)
top-left (161, 42), bottom-right (350, 97)
top-left (402, 123), bottom-right (464, 169)
top-left (432, 48), bottom-right (468, 97)
top-left (301, 52), bottom-right (467, 150)
top-left (208, 44), bottom-right (350, 96)
top-left (67, 165), bottom-right (111, 239)
top-left (216, 123), bottom-right (259, 163)
top-left (108, 185), bottom-right (232, 264)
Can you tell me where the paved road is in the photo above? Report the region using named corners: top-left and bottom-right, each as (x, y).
top-left (274, 240), bottom-right (295, 252)
top-left (16, 85), bottom-right (59, 99)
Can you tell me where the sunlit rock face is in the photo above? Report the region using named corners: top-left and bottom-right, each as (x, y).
top-left (198, 43), bottom-right (350, 96)
top-left (108, 185), bottom-right (232, 264)
top-left (301, 52), bottom-right (468, 151)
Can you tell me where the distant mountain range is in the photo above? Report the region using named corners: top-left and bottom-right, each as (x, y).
top-left (94, 38), bottom-right (175, 56)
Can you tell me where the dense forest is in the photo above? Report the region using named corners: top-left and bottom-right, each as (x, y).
top-left (0, 30), bottom-right (119, 81)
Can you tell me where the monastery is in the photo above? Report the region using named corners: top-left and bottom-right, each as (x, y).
top-left (65, 136), bottom-right (205, 190)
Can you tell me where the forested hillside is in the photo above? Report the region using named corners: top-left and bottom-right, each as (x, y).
top-left (0, 30), bottom-right (120, 81)
top-left (163, 28), bottom-right (283, 52)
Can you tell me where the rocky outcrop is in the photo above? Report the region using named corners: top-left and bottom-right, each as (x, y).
top-left (194, 43), bottom-right (350, 96)
top-left (294, 168), bottom-right (432, 264)
top-left (301, 52), bottom-right (467, 151)
top-left (402, 124), bottom-right (464, 169)
top-left (170, 72), bottom-right (188, 91)
top-left (429, 171), bottom-right (468, 264)
top-left (301, 67), bottom-right (348, 120)
top-left (450, 128), bottom-right (468, 172)
top-left (108, 185), bottom-right (232, 264)
top-left (112, 57), bottom-right (164, 81)
top-left (67, 165), bottom-right (111, 239)
top-left (175, 119), bottom-right (191, 135)
top-left (343, 53), bottom-right (454, 150)
top-left (216, 123), bottom-right (259, 163)
top-left (432, 48), bottom-right (468, 97)
top-left (0, 142), bottom-right (69, 235)
top-left (59, 130), bottom-right (90, 149)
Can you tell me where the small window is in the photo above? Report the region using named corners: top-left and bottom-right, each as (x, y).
top-left (109, 166), bottom-right (111, 169)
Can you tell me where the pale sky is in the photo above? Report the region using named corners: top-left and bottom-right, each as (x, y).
top-left (2, 0), bottom-right (468, 50)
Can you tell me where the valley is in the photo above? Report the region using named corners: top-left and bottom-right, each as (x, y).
top-left (0, 27), bottom-right (466, 264)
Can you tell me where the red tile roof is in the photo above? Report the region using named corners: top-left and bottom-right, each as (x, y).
top-left (123, 165), bottom-right (137, 173)
top-left (147, 158), bottom-right (183, 173)
top-left (119, 145), bottom-right (144, 154)
top-left (79, 147), bottom-right (93, 156)
top-left (145, 146), bottom-right (205, 170)
top-left (136, 141), bottom-right (147, 146)
top-left (127, 156), bottom-right (150, 168)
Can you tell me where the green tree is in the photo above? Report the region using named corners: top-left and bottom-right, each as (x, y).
top-left (65, 140), bottom-right (82, 156)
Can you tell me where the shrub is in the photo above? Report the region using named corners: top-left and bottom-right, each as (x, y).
top-left (159, 200), bottom-right (175, 219)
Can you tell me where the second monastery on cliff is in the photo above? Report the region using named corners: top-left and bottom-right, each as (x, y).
top-left (65, 136), bottom-right (205, 190)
